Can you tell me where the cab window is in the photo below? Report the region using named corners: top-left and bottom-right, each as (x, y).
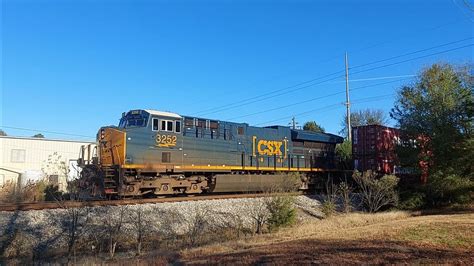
top-left (119, 111), bottom-right (149, 128)
top-left (160, 119), bottom-right (174, 132)
top-left (175, 121), bottom-right (181, 133)
top-left (167, 121), bottom-right (173, 132)
top-left (152, 118), bottom-right (159, 131)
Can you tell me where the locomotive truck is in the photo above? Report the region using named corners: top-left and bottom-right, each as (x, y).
top-left (77, 109), bottom-right (344, 198)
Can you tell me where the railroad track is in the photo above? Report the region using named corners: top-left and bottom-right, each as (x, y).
top-left (0, 192), bottom-right (302, 212)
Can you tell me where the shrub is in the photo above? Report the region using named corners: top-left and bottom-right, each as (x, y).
top-left (399, 191), bottom-right (426, 210)
top-left (321, 201), bottom-right (336, 217)
top-left (338, 181), bottom-right (353, 213)
top-left (321, 178), bottom-right (338, 217)
top-left (265, 196), bottom-right (296, 231)
top-left (353, 171), bottom-right (399, 213)
top-left (270, 172), bottom-right (303, 193)
top-left (281, 172), bottom-right (304, 192)
top-left (44, 185), bottom-right (63, 201)
top-left (426, 172), bottom-right (473, 206)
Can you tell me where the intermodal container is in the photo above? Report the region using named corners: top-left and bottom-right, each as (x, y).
top-left (352, 125), bottom-right (400, 174)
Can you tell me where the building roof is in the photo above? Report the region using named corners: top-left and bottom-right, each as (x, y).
top-left (0, 135), bottom-right (96, 144)
top-left (144, 109), bottom-right (182, 118)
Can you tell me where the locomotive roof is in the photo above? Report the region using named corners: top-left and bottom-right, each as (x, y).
top-left (291, 129), bottom-right (344, 144)
top-left (144, 109), bottom-right (182, 119)
top-left (140, 109), bottom-right (343, 143)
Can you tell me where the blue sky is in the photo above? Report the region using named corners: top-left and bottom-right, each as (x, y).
top-left (1, 0), bottom-right (473, 141)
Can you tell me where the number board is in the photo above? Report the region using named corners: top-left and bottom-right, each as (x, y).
top-left (155, 134), bottom-right (177, 147)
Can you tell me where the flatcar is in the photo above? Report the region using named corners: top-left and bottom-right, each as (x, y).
top-left (77, 109), bottom-right (344, 198)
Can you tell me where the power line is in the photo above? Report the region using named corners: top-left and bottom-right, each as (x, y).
top-left (0, 126), bottom-right (96, 139)
top-left (197, 71), bottom-right (346, 116)
top-left (226, 77), bottom-right (411, 121)
top-left (194, 20), bottom-right (465, 115)
top-left (349, 19), bottom-right (466, 54)
top-left (350, 37), bottom-right (473, 70)
top-left (344, 74), bottom-right (416, 82)
top-left (350, 43), bottom-right (473, 76)
top-left (197, 40), bottom-right (472, 118)
top-left (195, 69), bottom-right (345, 116)
top-left (254, 103), bottom-right (342, 126)
top-left (227, 91), bottom-right (344, 120)
top-left (253, 93), bottom-right (396, 126)
top-left (452, 0), bottom-right (474, 22)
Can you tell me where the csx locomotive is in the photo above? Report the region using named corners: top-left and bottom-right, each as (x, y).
top-left (78, 109), bottom-right (344, 198)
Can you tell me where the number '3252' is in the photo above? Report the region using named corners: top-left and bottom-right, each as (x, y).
top-left (155, 134), bottom-right (177, 147)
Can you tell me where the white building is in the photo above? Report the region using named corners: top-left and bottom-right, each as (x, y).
top-left (0, 136), bottom-right (96, 191)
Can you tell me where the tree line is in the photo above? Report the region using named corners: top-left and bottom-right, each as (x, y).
top-left (303, 62), bottom-right (473, 208)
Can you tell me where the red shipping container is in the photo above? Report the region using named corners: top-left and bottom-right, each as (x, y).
top-left (352, 125), bottom-right (400, 174)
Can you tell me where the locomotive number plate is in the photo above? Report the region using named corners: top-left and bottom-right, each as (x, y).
top-left (155, 134), bottom-right (177, 147)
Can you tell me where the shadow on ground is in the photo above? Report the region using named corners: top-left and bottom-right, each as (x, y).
top-left (178, 238), bottom-right (473, 265)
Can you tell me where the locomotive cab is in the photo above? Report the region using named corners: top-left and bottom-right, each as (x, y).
top-left (111, 109), bottom-right (183, 168)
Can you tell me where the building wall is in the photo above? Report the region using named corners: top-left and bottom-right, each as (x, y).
top-left (0, 136), bottom-right (96, 191)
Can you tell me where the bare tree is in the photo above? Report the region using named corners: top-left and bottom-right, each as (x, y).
top-left (193, 211), bottom-right (247, 243)
top-left (249, 200), bottom-right (269, 234)
top-left (353, 171), bottom-right (399, 213)
top-left (338, 181), bottom-right (354, 213)
top-left (128, 207), bottom-right (153, 255)
top-left (57, 205), bottom-right (92, 263)
top-left (151, 209), bottom-right (184, 250)
top-left (321, 177), bottom-right (338, 217)
top-left (186, 208), bottom-right (210, 247)
top-left (47, 186), bottom-right (92, 263)
top-left (101, 206), bottom-right (126, 258)
top-left (340, 108), bottom-right (388, 136)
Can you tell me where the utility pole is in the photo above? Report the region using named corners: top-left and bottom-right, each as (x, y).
top-left (345, 52), bottom-right (352, 141)
top-left (289, 117), bottom-right (298, 130)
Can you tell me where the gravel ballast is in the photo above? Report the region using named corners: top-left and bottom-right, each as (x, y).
top-left (0, 195), bottom-right (323, 258)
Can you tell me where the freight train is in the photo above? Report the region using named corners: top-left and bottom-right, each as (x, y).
top-left (77, 109), bottom-right (344, 198)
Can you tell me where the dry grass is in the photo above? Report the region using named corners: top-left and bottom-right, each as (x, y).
top-left (395, 214), bottom-right (473, 249)
top-left (183, 211), bottom-right (411, 255)
top-left (180, 211), bottom-right (474, 264)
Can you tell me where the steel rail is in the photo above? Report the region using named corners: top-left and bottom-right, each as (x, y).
top-left (0, 192), bottom-right (302, 212)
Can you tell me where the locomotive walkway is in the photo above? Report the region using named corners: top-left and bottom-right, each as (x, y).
top-left (0, 192), bottom-right (301, 212)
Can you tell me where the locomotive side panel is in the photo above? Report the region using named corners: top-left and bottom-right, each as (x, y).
top-left (83, 109), bottom-right (345, 198)
top-left (120, 116), bottom-right (342, 172)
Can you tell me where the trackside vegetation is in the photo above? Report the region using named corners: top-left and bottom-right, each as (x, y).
top-left (391, 63), bottom-right (473, 208)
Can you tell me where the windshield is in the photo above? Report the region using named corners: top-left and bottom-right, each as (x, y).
top-left (119, 111), bottom-right (149, 128)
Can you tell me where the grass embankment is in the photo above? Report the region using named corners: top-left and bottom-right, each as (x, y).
top-left (180, 210), bottom-right (474, 264)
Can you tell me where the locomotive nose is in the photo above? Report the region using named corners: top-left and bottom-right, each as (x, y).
top-left (98, 127), bottom-right (127, 166)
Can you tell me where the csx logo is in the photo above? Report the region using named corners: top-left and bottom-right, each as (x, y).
top-left (256, 139), bottom-right (283, 156)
